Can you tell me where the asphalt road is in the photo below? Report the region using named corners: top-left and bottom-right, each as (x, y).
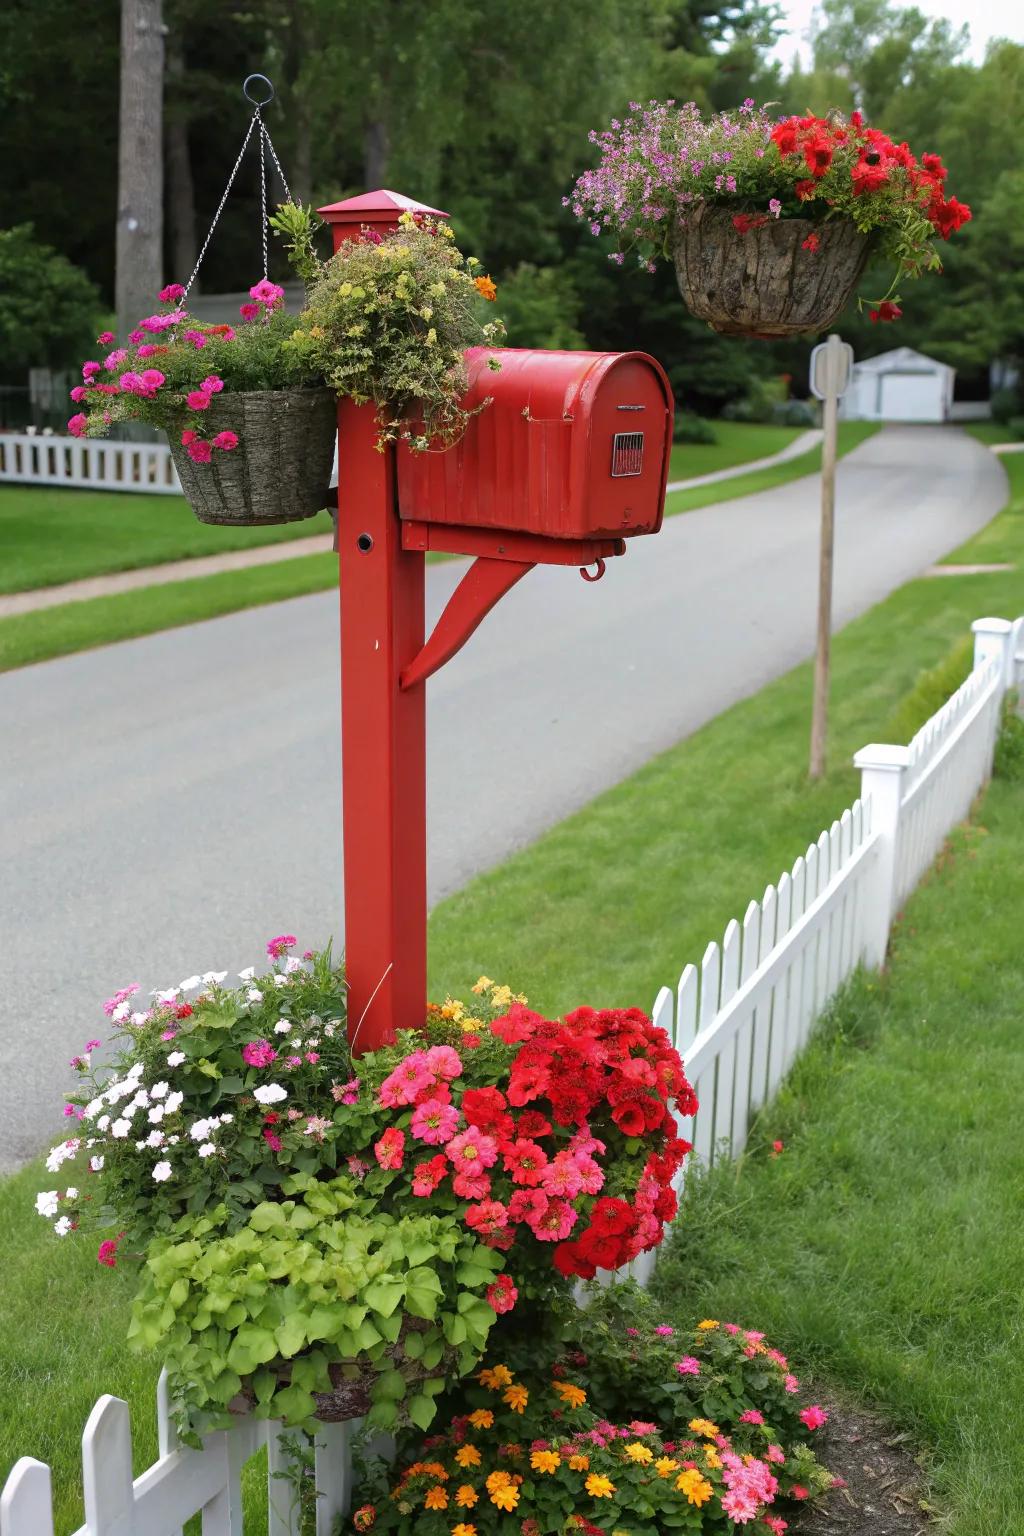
top-left (0, 425), bottom-right (1006, 1170)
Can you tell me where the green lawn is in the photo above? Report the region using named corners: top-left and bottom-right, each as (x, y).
top-left (664, 420), bottom-right (880, 516)
top-left (667, 420), bottom-right (803, 481)
top-left (651, 751), bottom-right (1024, 1536)
top-left (964, 420), bottom-right (1022, 446)
top-left (0, 484), bottom-right (334, 595)
top-left (2, 463), bottom-right (1022, 1531)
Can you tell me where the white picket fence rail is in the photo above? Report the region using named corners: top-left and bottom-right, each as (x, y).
top-left (3, 614), bottom-right (1021, 1535)
top-left (0, 434), bottom-right (182, 495)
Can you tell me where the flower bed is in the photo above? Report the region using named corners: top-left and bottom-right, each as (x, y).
top-left (36, 944), bottom-right (695, 1442)
top-left (570, 99), bottom-right (971, 332)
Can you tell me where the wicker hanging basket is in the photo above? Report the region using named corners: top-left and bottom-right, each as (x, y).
top-left (673, 204), bottom-right (872, 338)
top-left (169, 388), bottom-right (337, 526)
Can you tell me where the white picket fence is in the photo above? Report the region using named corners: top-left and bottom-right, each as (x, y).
top-left (0, 434), bottom-right (182, 495)
top-left (3, 614), bottom-right (1022, 1535)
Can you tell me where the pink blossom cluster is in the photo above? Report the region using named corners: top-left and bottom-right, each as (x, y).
top-left (239, 278), bottom-right (285, 323)
top-left (720, 1448), bottom-right (779, 1524)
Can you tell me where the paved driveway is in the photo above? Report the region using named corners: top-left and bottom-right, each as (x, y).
top-left (0, 425), bottom-right (1006, 1168)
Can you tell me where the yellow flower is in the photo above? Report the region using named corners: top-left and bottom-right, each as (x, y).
top-left (441, 997), bottom-right (467, 1021)
top-left (585, 1474), bottom-right (616, 1499)
top-left (675, 1470), bottom-right (714, 1508)
top-left (568, 1453), bottom-right (590, 1471)
top-left (471, 975), bottom-right (493, 994)
top-left (468, 1410), bottom-right (494, 1429)
top-left (688, 1419), bottom-right (720, 1438)
top-left (490, 985), bottom-right (513, 1008)
top-left (625, 1442), bottom-right (654, 1464)
top-left (424, 1486), bottom-right (448, 1510)
top-left (455, 1485), bottom-right (479, 1507)
top-left (485, 1471), bottom-right (512, 1494)
top-left (697, 1319), bottom-right (719, 1331)
top-left (655, 1457), bottom-right (679, 1477)
top-left (489, 1483), bottom-right (519, 1512)
top-left (452, 1525), bottom-right (478, 1536)
top-left (530, 1450), bottom-right (561, 1474)
top-left (455, 1445), bottom-right (482, 1468)
top-left (291, 328), bottom-right (307, 340)
top-left (425, 327), bottom-right (437, 345)
top-left (338, 282), bottom-right (352, 296)
top-left (552, 1381), bottom-right (587, 1409)
top-left (703, 1445), bottom-right (722, 1470)
top-left (503, 1384), bottom-right (529, 1413)
top-left (478, 1364), bottom-right (513, 1390)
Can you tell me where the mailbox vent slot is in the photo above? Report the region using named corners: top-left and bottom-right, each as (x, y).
top-left (611, 431), bottom-right (644, 478)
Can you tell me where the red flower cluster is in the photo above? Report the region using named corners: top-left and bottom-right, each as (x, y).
top-left (770, 111), bottom-right (971, 242)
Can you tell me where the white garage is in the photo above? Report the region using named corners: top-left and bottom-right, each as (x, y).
top-left (839, 347), bottom-right (956, 424)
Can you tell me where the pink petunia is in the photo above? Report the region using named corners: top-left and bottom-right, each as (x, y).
top-left (446, 1129), bottom-right (499, 1172)
top-left (374, 1127), bottom-right (405, 1170)
top-left (411, 1097), bottom-right (460, 1145)
top-left (799, 1405), bottom-right (828, 1431)
top-left (784, 1375), bottom-right (800, 1395)
top-left (239, 302), bottom-right (260, 322)
top-left (187, 390), bottom-right (212, 411)
top-left (67, 413), bottom-right (88, 438)
top-left (425, 1044), bottom-right (463, 1081)
top-left (159, 283), bottom-right (186, 303)
top-left (242, 1040), bottom-right (278, 1068)
top-left (739, 1409), bottom-right (765, 1426)
top-left (267, 934), bottom-right (297, 958)
top-left (97, 331), bottom-right (115, 346)
top-left (452, 1167), bottom-right (491, 1200)
top-left (213, 430), bottom-right (239, 452)
top-left (201, 375), bottom-right (225, 394)
top-left (675, 1357), bottom-right (701, 1377)
top-left (187, 440), bottom-right (213, 463)
top-left (249, 278), bottom-right (284, 307)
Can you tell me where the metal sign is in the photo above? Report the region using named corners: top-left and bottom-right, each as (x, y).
top-left (810, 337), bottom-right (854, 401)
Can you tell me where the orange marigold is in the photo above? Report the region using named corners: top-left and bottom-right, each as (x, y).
top-left (456, 1485), bottom-right (479, 1507)
top-left (552, 1381), bottom-right (587, 1409)
top-left (468, 1410), bottom-right (494, 1429)
top-left (455, 1445), bottom-right (482, 1468)
top-left (474, 275), bottom-right (497, 301)
top-left (490, 1483), bottom-right (519, 1511)
top-left (503, 1384), bottom-right (529, 1413)
top-left (423, 1485), bottom-right (448, 1510)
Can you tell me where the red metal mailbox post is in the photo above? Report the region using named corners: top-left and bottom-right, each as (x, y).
top-left (319, 190), bottom-right (673, 1053)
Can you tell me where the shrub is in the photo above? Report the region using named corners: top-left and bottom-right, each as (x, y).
top-left (0, 224), bottom-right (105, 383)
top-left (674, 414), bottom-right (718, 445)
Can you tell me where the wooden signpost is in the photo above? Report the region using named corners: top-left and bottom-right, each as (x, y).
top-left (808, 333), bottom-right (854, 780)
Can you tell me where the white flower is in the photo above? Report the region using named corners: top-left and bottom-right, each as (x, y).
top-left (202, 970), bottom-right (228, 985)
top-left (155, 988), bottom-right (180, 1003)
top-left (53, 1216), bottom-right (73, 1237)
top-left (166, 1135), bottom-right (180, 1146)
top-left (306, 1036), bottom-right (320, 1048)
top-left (64, 1187), bottom-right (78, 1199)
top-left (150, 1081), bottom-right (169, 1100)
top-left (45, 1140), bottom-right (79, 1172)
top-left (84, 1097), bottom-right (104, 1119)
top-left (273, 975), bottom-right (288, 988)
top-left (246, 988), bottom-right (264, 1003)
top-left (324, 1022), bottom-right (336, 1038)
top-left (274, 1020), bottom-right (292, 1035)
top-left (146, 1130), bottom-right (165, 1149)
top-left (152, 1160), bottom-right (173, 1183)
top-left (253, 1083), bottom-right (287, 1106)
top-left (130, 1011), bottom-right (149, 1026)
top-left (166, 1051), bottom-right (186, 1068)
top-left (284, 956), bottom-right (304, 975)
top-left (219, 1113), bottom-right (234, 1124)
top-left (111, 1000), bottom-right (131, 1022)
top-left (128, 1062), bottom-right (145, 1079)
top-left (111, 1119), bottom-right (131, 1139)
top-left (135, 1140), bottom-right (147, 1150)
top-left (198, 1143), bottom-right (216, 1158)
top-left (189, 1119), bottom-right (211, 1142)
top-left (128, 1091), bottom-right (150, 1112)
top-left (89, 1155), bottom-right (104, 1172)
top-left (164, 1091), bottom-right (184, 1114)
top-left (96, 1115), bottom-right (110, 1132)
top-left (147, 1105), bottom-right (166, 1126)
top-left (35, 1191), bottom-right (59, 1218)
top-left (179, 975), bottom-right (202, 992)
top-left (238, 966), bottom-right (256, 981)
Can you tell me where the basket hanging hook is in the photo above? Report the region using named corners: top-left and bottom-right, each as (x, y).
top-left (243, 73), bottom-right (275, 106)
top-left (580, 557), bottom-right (606, 583)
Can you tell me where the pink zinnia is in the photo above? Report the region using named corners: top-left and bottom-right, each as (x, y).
top-left (67, 413), bottom-right (88, 438)
top-left (159, 283), bottom-right (185, 303)
top-left (654, 1325), bottom-right (675, 1337)
top-left (792, 1486), bottom-right (809, 1500)
top-left (213, 430), bottom-right (238, 452)
top-left (675, 1357), bottom-right (701, 1376)
top-left (765, 1445), bottom-right (785, 1465)
top-left (187, 440), bottom-right (213, 463)
top-left (783, 1374), bottom-right (800, 1395)
top-left (242, 1040), bottom-right (277, 1068)
top-left (411, 1097), bottom-right (460, 1145)
top-left (465, 1199), bottom-right (508, 1236)
top-left (380, 1051), bottom-right (433, 1107)
top-left (374, 1127), bottom-right (405, 1170)
top-left (452, 1168), bottom-right (491, 1200)
top-left (799, 1405), bottom-right (828, 1431)
top-left (425, 1044), bottom-right (463, 1080)
top-left (540, 1151), bottom-right (583, 1199)
top-left (739, 1409), bottom-right (765, 1425)
top-left (250, 278), bottom-right (284, 307)
top-left (239, 302), bottom-right (260, 321)
top-left (187, 390), bottom-right (211, 411)
top-left (332, 1077), bottom-right (360, 1105)
top-left (97, 331), bottom-right (115, 345)
top-left (764, 1519), bottom-right (788, 1534)
top-left (446, 1129), bottom-right (498, 1172)
top-left (527, 1196), bottom-right (577, 1242)
top-left (722, 1488), bottom-right (759, 1523)
top-left (97, 1234), bottom-right (124, 1268)
top-left (201, 375), bottom-right (224, 394)
top-left (262, 1128), bottom-right (283, 1151)
top-left (267, 934), bottom-right (297, 958)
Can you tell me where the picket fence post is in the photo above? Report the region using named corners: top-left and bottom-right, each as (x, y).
top-left (971, 616), bottom-right (1016, 690)
top-left (852, 742), bottom-right (908, 969)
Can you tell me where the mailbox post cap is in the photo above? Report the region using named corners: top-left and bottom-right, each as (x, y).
top-left (317, 189), bottom-right (450, 225)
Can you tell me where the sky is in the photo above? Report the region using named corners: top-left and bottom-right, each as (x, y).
top-left (770, 0), bottom-right (1024, 67)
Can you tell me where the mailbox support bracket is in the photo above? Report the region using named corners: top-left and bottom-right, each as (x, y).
top-left (398, 523), bottom-right (627, 691)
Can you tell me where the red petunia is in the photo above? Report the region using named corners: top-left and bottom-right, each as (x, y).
top-left (502, 1137), bottom-right (549, 1186)
top-left (869, 301), bottom-right (902, 323)
top-left (802, 134), bottom-right (833, 177)
top-left (931, 196), bottom-right (971, 239)
top-left (794, 179), bottom-right (817, 201)
top-left (412, 1154), bottom-right (448, 1197)
top-left (515, 1109), bottom-right (552, 1139)
top-left (771, 120), bottom-right (800, 157)
top-left (490, 1004), bottom-right (543, 1045)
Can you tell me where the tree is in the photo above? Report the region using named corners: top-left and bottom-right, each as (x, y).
top-left (0, 225), bottom-right (105, 383)
top-left (116, 0), bottom-right (165, 337)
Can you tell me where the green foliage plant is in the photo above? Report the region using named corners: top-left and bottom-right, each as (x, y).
top-left (0, 224), bottom-right (105, 382)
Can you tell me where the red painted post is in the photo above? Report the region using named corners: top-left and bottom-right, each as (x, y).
top-left (318, 190), bottom-right (447, 1054)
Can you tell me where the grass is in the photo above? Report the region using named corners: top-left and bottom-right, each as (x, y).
top-left (650, 752), bottom-right (1024, 1536)
top-left (667, 420), bottom-right (803, 481)
top-left (0, 421), bottom-right (882, 674)
top-left (0, 484), bottom-right (334, 596)
top-left (663, 420), bottom-right (879, 516)
top-left (3, 459), bottom-right (1023, 1531)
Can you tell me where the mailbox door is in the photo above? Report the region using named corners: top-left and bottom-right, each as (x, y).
top-left (570, 355), bottom-right (672, 539)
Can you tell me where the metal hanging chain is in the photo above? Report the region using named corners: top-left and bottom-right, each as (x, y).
top-left (181, 74), bottom-right (294, 300)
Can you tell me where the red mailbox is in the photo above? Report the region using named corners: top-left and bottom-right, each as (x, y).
top-left (397, 347), bottom-right (673, 545)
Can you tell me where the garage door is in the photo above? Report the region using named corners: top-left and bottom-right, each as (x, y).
top-left (879, 372), bottom-right (944, 422)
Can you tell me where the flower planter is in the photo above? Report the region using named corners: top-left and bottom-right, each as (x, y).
top-left (169, 388), bottom-right (336, 526)
top-left (673, 203), bottom-right (872, 338)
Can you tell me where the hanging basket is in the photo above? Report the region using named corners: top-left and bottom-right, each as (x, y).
top-left (169, 388), bottom-right (336, 526)
top-left (673, 204), bottom-right (872, 338)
